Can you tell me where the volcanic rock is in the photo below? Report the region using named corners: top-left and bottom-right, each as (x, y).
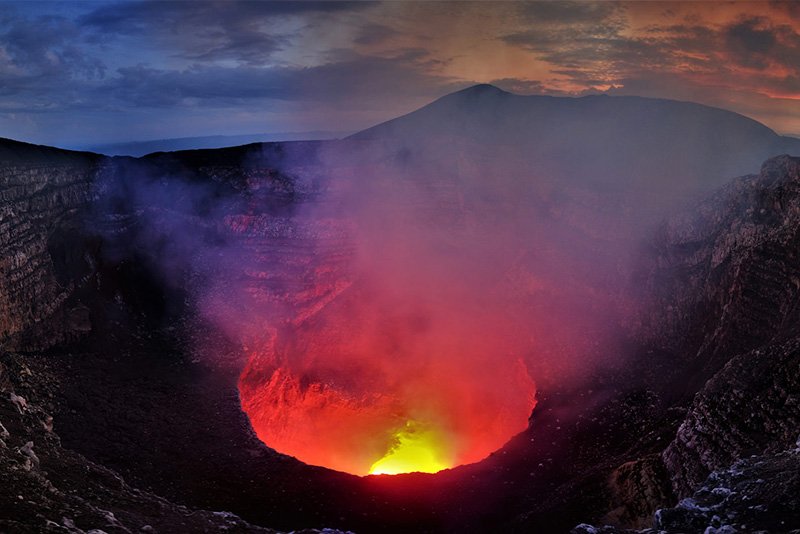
top-left (0, 353), bottom-right (283, 533)
top-left (2, 91), bottom-right (800, 533)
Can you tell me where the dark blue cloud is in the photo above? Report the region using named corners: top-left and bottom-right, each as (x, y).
top-left (80, 0), bottom-right (369, 33)
top-left (78, 1), bottom-right (372, 65)
top-left (0, 2), bottom-right (458, 146)
top-left (725, 17), bottom-right (780, 70)
top-left (2, 1), bottom-right (800, 147)
top-left (107, 55), bottom-right (454, 107)
top-left (520, 1), bottom-right (622, 25)
top-left (0, 8), bottom-right (105, 113)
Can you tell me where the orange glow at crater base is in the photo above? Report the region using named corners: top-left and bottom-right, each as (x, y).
top-left (237, 292), bottom-right (537, 476)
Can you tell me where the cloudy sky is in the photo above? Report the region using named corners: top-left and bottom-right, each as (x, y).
top-left (2, 1), bottom-right (800, 147)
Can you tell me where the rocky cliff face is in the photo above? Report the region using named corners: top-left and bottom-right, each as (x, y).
top-left (575, 446), bottom-right (800, 534)
top-left (640, 156), bottom-right (800, 383)
top-left (0, 141), bottom-right (353, 533)
top-left (663, 337), bottom-right (800, 497)
top-left (571, 156), bottom-right (800, 532)
top-left (0, 140), bottom-right (104, 351)
top-left (639, 156), bottom-right (800, 495)
top-left (0, 352), bottom-right (287, 534)
top-left (2, 131), bottom-right (800, 533)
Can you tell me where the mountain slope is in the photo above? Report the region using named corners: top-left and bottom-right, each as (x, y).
top-left (81, 131), bottom-right (347, 157)
top-left (0, 137), bottom-right (100, 166)
top-left (3, 89), bottom-right (800, 533)
top-left (351, 84), bottom-right (800, 212)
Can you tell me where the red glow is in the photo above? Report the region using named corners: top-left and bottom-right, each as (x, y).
top-left (238, 284), bottom-right (537, 476)
top-left (227, 149), bottom-right (613, 477)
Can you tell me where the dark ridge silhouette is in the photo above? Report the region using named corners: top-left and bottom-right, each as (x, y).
top-left (351, 84), bottom-right (800, 205)
top-left (81, 131), bottom-right (347, 157)
top-left (0, 137), bottom-right (101, 166)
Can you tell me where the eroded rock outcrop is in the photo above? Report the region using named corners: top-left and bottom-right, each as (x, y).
top-left (603, 454), bottom-right (675, 528)
top-left (639, 156), bottom-right (800, 499)
top-left (2, 129), bottom-right (800, 532)
top-left (0, 140), bottom-right (105, 351)
top-left (575, 445), bottom-right (800, 534)
top-left (576, 156), bottom-right (800, 532)
top-left (662, 338), bottom-right (800, 497)
top-left (0, 353), bottom-right (284, 533)
top-left (640, 155), bottom-right (800, 387)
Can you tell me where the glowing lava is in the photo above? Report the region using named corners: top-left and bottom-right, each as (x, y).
top-left (368, 420), bottom-right (449, 475)
top-left (234, 188), bottom-right (540, 476)
top-left (237, 290), bottom-right (537, 476)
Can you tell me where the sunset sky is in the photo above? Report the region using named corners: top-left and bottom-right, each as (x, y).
top-left (2, 1), bottom-right (800, 147)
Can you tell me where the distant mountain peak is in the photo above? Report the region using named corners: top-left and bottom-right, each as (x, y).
top-left (462, 83), bottom-right (508, 93)
top-left (448, 83), bottom-right (511, 99)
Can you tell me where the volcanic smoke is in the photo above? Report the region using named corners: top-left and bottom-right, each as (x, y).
top-left (229, 141), bottom-right (556, 476)
top-left (186, 134), bottom-right (639, 477)
top-left (231, 143), bottom-right (535, 475)
top-left (114, 131), bottom-right (636, 476)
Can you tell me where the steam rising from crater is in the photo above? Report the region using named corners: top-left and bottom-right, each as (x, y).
top-left (233, 142), bottom-right (547, 475)
top-left (228, 134), bottom-right (628, 475)
top-left (94, 88), bottom-right (798, 475)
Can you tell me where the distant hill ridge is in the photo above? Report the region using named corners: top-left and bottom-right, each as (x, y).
top-left (349, 84), bottom-right (800, 195)
top-left (77, 130), bottom-right (348, 157)
top-left (353, 83), bottom-right (782, 141)
top-left (0, 136), bottom-right (100, 166)
top-left (1, 85), bottom-right (798, 195)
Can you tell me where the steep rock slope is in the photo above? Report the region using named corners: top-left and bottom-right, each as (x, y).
top-left (0, 352), bottom-right (283, 533)
top-left (663, 337), bottom-right (800, 497)
top-left (575, 446), bottom-right (800, 534)
top-left (0, 140), bottom-right (349, 534)
top-left (640, 155), bottom-right (800, 386)
top-left (576, 156), bottom-right (800, 531)
top-left (3, 89), bottom-right (800, 533)
top-left (0, 139), bottom-right (104, 351)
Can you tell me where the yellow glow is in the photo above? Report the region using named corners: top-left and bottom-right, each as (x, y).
top-left (368, 420), bottom-right (450, 475)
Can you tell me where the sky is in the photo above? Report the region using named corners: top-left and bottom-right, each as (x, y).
top-left (2, 0), bottom-right (800, 147)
